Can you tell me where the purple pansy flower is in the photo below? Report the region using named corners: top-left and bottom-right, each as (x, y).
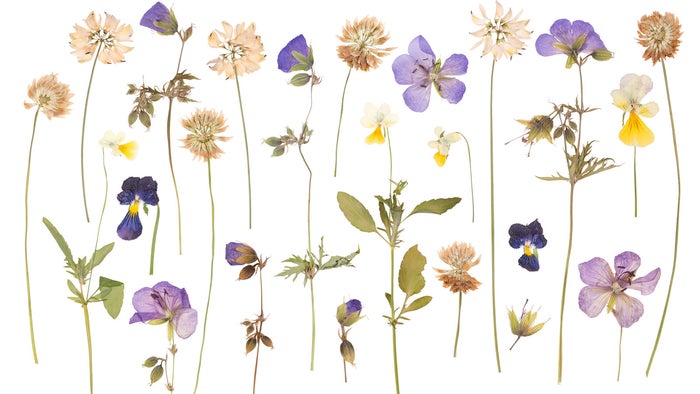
top-left (140, 2), bottom-right (178, 35)
top-left (116, 176), bottom-right (159, 241)
top-left (391, 35), bottom-right (468, 112)
top-left (129, 281), bottom-right (198, 339)
top-left (508, 219), bottom-right (547, 272)
top-left (535, 19), bottom-right (610, 68)
top-left (277, 34), bottom-right (311, 72)
top-left (578, 251), bottom-right (660, 328)
top-left (337, 299), bottom-right (362, 327)
top-left (225, 241), bottom-right (259, 265)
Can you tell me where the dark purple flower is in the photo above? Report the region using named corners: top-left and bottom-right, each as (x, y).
top-left (578, 251), bottom-right (660, 328)
top-left (391, 35), bottom-right (468, 112)
top-left (129, 281), bottom-right (198, 339)
top-left (535, 19), bottom-right (611, 68)
top-left (508, 219), bottom-right (547, 272)
top-left (116, 176), bottom-right (159, 241)
top-left (225, 242), bottom-right (259, 265)
top-left (277, 34), bottom-right (311, 72)
top-left (337, 299), bottom-right (362, 327)
top-left (140, 2), bottom-right (178, 35)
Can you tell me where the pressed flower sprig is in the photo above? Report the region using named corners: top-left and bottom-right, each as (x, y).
top-left (333, 16), bottom-right (394, 177)
top-left (42, 218), bottom-right (124, 394)
top-left (70, 11), bottom-right (133, 223)
top-left (226, 243), bottom-right (273, 394)
top-left (130, 281), bottom-right (198, 392)
top-left (470, 1), bottom-right (531, 371)
top-left (336, 299), bottom-right (363, 382)
top-left (338, 181), bottom-right (459, 394)
top-left (208, 21), bottom-right (265, 229)
top-left (508, 299), bottom-right (548, 350)
top-left (434, 242), bottom-right (480, 357)
top-left (638, 11), bottom-right (683, 376)
top-left (428, 127), bottom-right (475, 222)
top-left (23, 73), bottom-right (73, 363)
top-left (361, 103), bottom-right (399, 195)
top-left (528, 18), bottom-right (615, 383)
top-left (578, 252), bottom-right (660, 380)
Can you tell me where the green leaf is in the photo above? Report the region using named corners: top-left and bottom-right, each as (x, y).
top-left (398, 245), bottom-right (427, 298)
top-left (337, 192), bottom-right (376, 233)
top-left (66, 279), bottom-right (84, 304)
top-left (42, 217), bottom-right (73, 264)
top-left (99, 276), bottom-right (124, 319)
top-left (277, 255), bottom-right (311, 284)
top-left (88, 243), bottom-right (114, 271)
top-left (150, 365), bottom-right (164, 385)
top-left (403, 295), bottom-right (432, 313)
top-left (385, 292), bottom-right (393, 308)
top-left (319, 247), bottom-right (360, 270)
top-left (289, 73), bottom-right (311, 87)
top-left (407, 197), bottom-right (461, 218)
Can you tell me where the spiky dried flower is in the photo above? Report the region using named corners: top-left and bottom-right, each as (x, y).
top-left (180, 108), bottom-right (230, 160)
top-left (337, 16), bottom-right (394, 71)
top-left (435, 242), bottom-right (481, 293)
top-left (637, 11), bottom-right (682, 64)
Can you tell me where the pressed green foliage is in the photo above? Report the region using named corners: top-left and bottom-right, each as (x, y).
top-left (337, 191), bottom-right (376, 233)
top-left (407, 197), bottom-right (462, 218)
top-left (99, 276), bottom-right (124, 319)
top-left (42, 217), bottom-right (73, 264)
top-left (150, 364), bottom-right (164, 385)
top-left (88, 243), bottom-right (115, 272)
top-left (403, 295), bottom-right (432, 313)
top-left (398, 245), bottom-right (427, 298)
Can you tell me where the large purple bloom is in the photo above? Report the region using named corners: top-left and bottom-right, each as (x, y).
top-left (508, 219), bottom-right (547, 272)
top-left (116, 176), bottom-right (159, 240)
top-left (277, 34), bottom-right (311, 72)
top-left (578, 251), bottom-right (660, 328)
top-left (392, 35), bottom-right (468, 112)
top-left (535, 19), bottom-right (609, 67)
top-left (129, 281), bottom-right (198, 339)
top-left (140, 2), bottom-right (178, 35)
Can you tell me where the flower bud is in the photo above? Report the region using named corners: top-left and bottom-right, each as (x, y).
top-left (225, 242), bottom-right (258, 265)
top-left (140, 2), bottom-right (178, 36)
top-left (336, 299), bottom-right (362, 327)
top-left (340, 340), bottom-right (355, 364)
top-left (591, 49), bottom-right (614, 61)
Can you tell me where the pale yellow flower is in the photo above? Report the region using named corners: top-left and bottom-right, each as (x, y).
top-left (637, 12), bottom-right (682, 65)
top-left (207, 21), bottom-right (265, 78)
top-left (337, 16), bottom-right (394, 71)
top-left (181, 108), bottom-right (230, 160)
top-left (24, 73), bottom-right (73, 119)
top-left (612, 74), bottom-right (658, 148)
top-left (428, 127), bottom-right (460, 166)
top-left (360, 103), bottom-right (398, 144)
top-left (99, 131), bottom-right (138, 160)
top-left (471, 1), bottom-right (531, 60)
top-left (69, 11), bottom-right (133, 64)
top-left (435, 242), bottom-right (481, 293)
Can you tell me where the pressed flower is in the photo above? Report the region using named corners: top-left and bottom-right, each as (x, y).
top-left (428, 127), bottom-right (461, 167)
top-left (181, 108), bottom-right (230, 161)
top-left (208, 21), bottom-right (265, 78)
top-left (337, 299), bottom-right (363, 327)
top-left (69, 11), bottom-right (133, 64)
top-left (470, 1), bottom-right (531, 60)
top-left (116, 176), bottom-right (159, 240)
top-left (517, 115), bottom-right (554, 146)
top-left (637, 12), bottom-right (682, 65)
top-left (435, 242), bottom-right (481, 293)
top-left (535, 19), bottom-right (612, 68)
top-left (130, 281), bottom-right (198, 340)
top-left (578, 251), bottom-right (660, 328)
top-left (508, 299), bottom-right (548, 350)
top-left (337, 16), bottom-right (394, 71)
top-left (392, 35), bottom-right (468, 112)
top-left (278, 34), bottom-right (311, 73)
top-left (98, 131), bottom-right (138, 159)
top-left (24, 74), bottom-right (73, 119)
top-left (361, 103), bottom-right (398, 144)
top-left (508, 219), bottom-right (547, 272)
top-left (226, 242), bottom-right (259, 266)
top-left (140, 2), bottom-right (178, 35)
top-left (613, 74), bottom-right (658, 147)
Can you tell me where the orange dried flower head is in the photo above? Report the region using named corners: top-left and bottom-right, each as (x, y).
top-left (69, 11), bottom-right (133, 64)
top-left (337, 16), bottom-right (394, 71)
top-left (24, 74), bottom-right (74, 119)
top-left (435, 242), bottom-right (481, 293)
top-left (181, 108), bottom-right (230, 160)
top-left (637, 11), bottom-right (682, 64)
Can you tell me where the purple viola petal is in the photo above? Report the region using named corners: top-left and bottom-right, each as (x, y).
top-left (137, 176), bottom-right (159, 206)
top-left (508, 223), bottom-right (529, 248)
top-left (535, 34), bottom-right (562, 56)
top-left (571, 20), bottom-right (606, 53)
top-left (518, 253), bottom-right (539, 272)
top-left (435, 77), bottom-right (465, 104)
top-left (613, 251), bottom-right (641, 278)
top-left (439, 54), bottom-right (468, 76)
top-left (532, 234), bottom-right (547, 249)
top-left (277, 34), bottom-right (309, 72)
top-left (612, 292), bottom-right (644, 328)
top-left (345, 299), bottom-right (362, 315)
top-left (578, 285), bottom-right (611, 318)
top-left (392, 54), bottom-right (422, 85)
top-left (628, 267), bottom-right (661, 295)
top-left (402, 83), bottom-right (432, 112)
top-left (129, 285), bottom-right (167, 324)
top-left (140, 2), bottom-right (172, 33)
top-left (407, 35), bottom-right (435, 68)
top-left (117, 177), bottom-right (139, 205)
top-left (117, 209), bottom-right (143, 240)
top-left (578, 257), bottom-right (613, 287)
top-left (549, 19), bottom-right (575, 45)
top-left (173, 307), bottom-right (198, 339)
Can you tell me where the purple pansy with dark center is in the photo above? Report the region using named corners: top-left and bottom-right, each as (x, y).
top-left (508, 219), bottom-right (547, 272)
top-left (535, 19), bottom-right (610, 68)
top-left (391, 35), bottom-right (468, 112)
top-left (225, 241), bottom-right (259, 265)
top-left (277, 34), bottom-right (311, 72)
top-left (578, 251), bottom-right (660, 328)
top-left (129, 281), bottom-right (198, 339)
top-left (140, 2), bottom-right (178, 35)
top-left (116, 176), bottom-right (159, 241)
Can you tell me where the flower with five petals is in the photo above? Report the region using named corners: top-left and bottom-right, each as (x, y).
top-left (428, 127), bottom-right (460, 166)
top-left (116, 176), bottom-right (159, 240)
top-left (360, 103), bottom-right (398, 144)
top-left (612, 74), bottom-right (658, 147)
top-left (129, 281), bottom-right (198, 340)
top-left (508, 219), bottom-right (547, 271)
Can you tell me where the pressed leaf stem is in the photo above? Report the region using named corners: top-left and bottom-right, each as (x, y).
top-left (24, 107), bottom-right (40, 363)
top-left (453, 292), bottom-right (463, 358)
top-left (252, 268), bottom-right (265, 394)
top-left (309, 277), bottom-right (316, 371)
top-left (389, 245), bottom-right (400, 394)
top-left (150, 204), bottom-right (161, 275)
top-left (457, 133), bottom-right (475, 223)
top-left (86, 149), bottom-right (109, 298)
top-left (633, 146), bottom-right (638, 217)
top-left (488, 58), bottom-right (501, 373)
top-left (165, 97), bottom-right (183, 255)
top-left (234, 69), bottom-right (253, 229)
top-left (333, 67), bottom-right (352, 177)
top-left (387, 127), bottom-right (393, 195)
top-left (79, 42), bottom-right (102, 224)
top-left (617, 327), bottom-right (623, 382)
top-left (557, 182), bottom-right (575, 383)
top-left (82, 303), bottom-right (94, 394)
top-left (646, 59), bottom-right (681, 377)
top-left (576, 64), bottom-right (585, 152)
top-left (193, 159), bottom-right (216, 393)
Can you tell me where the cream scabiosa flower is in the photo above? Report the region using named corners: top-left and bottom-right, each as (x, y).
top-left (428, 127), bottom-right (460, 166)
top-left (470, 1), bottom-right (531, 60)
top-left (360, 103), bottom-right (398, 144)
top-left (612, 74), bottom-right (658, 147)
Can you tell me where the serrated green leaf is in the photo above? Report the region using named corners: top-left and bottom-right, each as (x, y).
top-left (277, 255), bottom-right (310, 283)
top-left (398, 245), bottom-right (427, 298)
top-left (99, 276), bottom-right (124, 319)
top-left (403, 295), bottom-right (432, 313)
top-left (42, 217), bottom-right (73, 264)
top-left (407, 197), bottom-right (461, 218)
top-left (319, 247), bottom-right (360, 270)
top-left (88, 243), bottom-right (114, 271)
top-left (337, 192), bottom-right (376, 233)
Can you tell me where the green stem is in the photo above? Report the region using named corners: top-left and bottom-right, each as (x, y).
top-left (453, 292), bottom-right (463, 358)
top-left (633, 146), bottom-right (638, 217)
top-left (80, 42), bottom-right (103, 223)
top-left (193, 159), bottom-right (216, 393)
top-left (309, 277), bottom-right (316, 371)
top-left (557, 182), bottom-right (575, 383)
top-left (86, 149), bottom-right (108, 298)
top-left (458, 133), bottom-right (475, 223)
top-left (170, 341), bottom-right (177, 392)
top-left (646, 59), bottom-right (681, 377)
top-left (233, 69), bottom-right (253, 229)
top-left (488, 58), bottom-right (501, 373)
top-left (333, 67), bottom-right (352, 177)
top-left (24, 107), bottom-right (40, 364)
top-left (82, 303), bottom-right (94, 394)
top-left (252, 270), bottom-right (264, 394)
top-left (387, 127), bottom-right (393, 195)
top-left (298, 144), bottom-right (312, 256)
top-left (576, 63), bottom-right (584, 153)
top-left (165, 97), bottom-right (183, 255)
top-left (389, 245), bottom-right (400, 394)
top-left (617, 326), bottom-right (623, 382)
top-left (150, 204), bottom-right (161, 275)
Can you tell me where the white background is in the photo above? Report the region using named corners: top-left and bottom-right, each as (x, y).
top-left (3, 0), bottom-right (697, 393)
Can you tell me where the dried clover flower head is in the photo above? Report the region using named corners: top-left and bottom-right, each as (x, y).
top-left (180, 108), bottom-right (230, 160)
top-left (435, 242), bottom-right (481, 293)
top-left (637, 11), bottom-right (682, 64)
top-left (24, 74), bottom-right (74, 119)
top-left (208, 21), bottom-right (265, 78)
top-left (69, 11), bottom-right (133, 64)
top-left (337, 16), bottom-right (394, 71)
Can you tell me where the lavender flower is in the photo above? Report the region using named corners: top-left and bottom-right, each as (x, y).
top-left (336, 299), bottom-right (363, 327)
top-left (391, 35), bottom-right (468, 112)
top-left (277, 34), bottom-right (311, 72)
top-left (535, 19), bottom-right (612, 68)
top-left (129, 281), bottom-right (198, 339)
top-left (508, 219), bottom-right (547, 271)
top-left (225, 242), bottom-right (259, 265)
top-left (116, 176), bottom-right (159, 240)
top-left (140, 2), bottom-right (178, 35)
